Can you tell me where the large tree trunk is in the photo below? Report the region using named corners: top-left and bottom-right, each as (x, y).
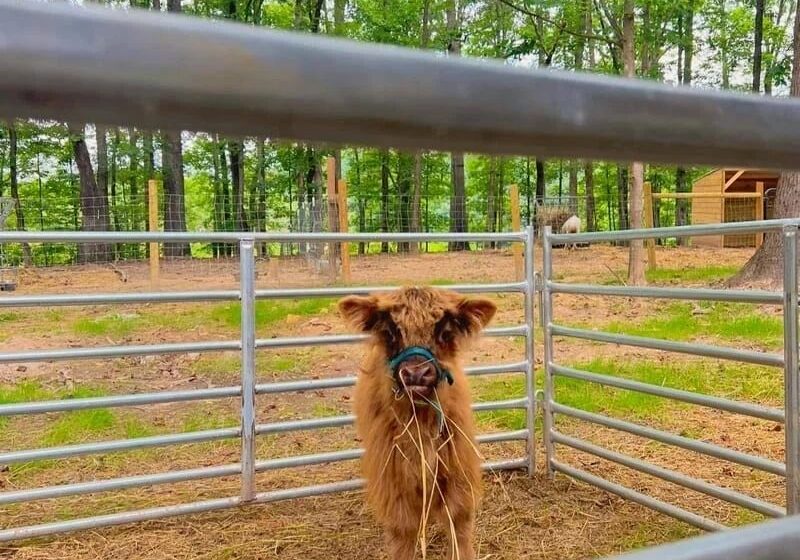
top-left (449, 153), bottom-right (468, 251)
top-left (70, 123), bottom-right (111, 264)
top-left (568, 161), bottom-right (579, 214)
top-left (447, 0), bottom-right (468, 251)
top-left (162, 131), bottom-right (190, 258)
top-left (675, 5), bottom-right (694, 241)
top-left (228, 141), bottom-right (248, 231)
top-left (753, 0), bottom-right (765, 93)
top-left (732, 0), bottom-right (800, 287)
top-left (161, 0), bottom-right (189, 259)
top-left (623, 0), bottom-right (646, 286)
top-left (8, 123), bottom-right (32, 265)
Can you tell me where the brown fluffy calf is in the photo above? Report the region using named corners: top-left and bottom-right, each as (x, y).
top-left (338, 287), bottom-right (496, 560)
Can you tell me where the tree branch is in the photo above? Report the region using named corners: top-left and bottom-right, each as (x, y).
top-left (594, 0), bottom-right (622, 43)
top-left (495, 0), bottom-right (612, 44)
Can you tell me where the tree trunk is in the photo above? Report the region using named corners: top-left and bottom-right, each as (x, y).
top-left (256, 139), bottom-right (268, 256)
top-left (675, 5), bottom-right (693, 241)
top-left (617, 165), bottom-right (629, 231)
top-left (568, 161), bottom-right (579, 214)
top-left (623, 0), bottom-right (645, 285)
top-left (70, 123), bottom-right (112, 263)
top-left (411, 151), bottom-right (423, 252)
top-left (584, 162), bottom-right (595, 232)
top-left (96, 125), bottom-right (109, 211)
top-left (380, 150), bottom-right (390, 253)
top-left (753, 0), bottom-right (765, 93)
top-left (8, 123), bottom-right (32, 265)
top-left (128, 128), bottom-right (140, 232)
top-left (160, 0), bottom-right (189, 259)
top-left (162, 131), bottom-right (190, 258)
top-left (110, 129), bottom-right (119, 235)
top-left (732, 0), bottom-right (800, 286)
top-left (229, 141), bottom-right (248, 231)
top-left (449, 153), bottom-right (468, 251)
top-left (397, 153), bottom-right (413, 253)
top-left (446, 0), bottom-right (468, 251)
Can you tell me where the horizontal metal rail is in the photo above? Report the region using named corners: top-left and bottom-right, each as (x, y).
top-left (550, 324), bottom-right (783, 368)
top-left (0, 386), bottom-right (242, 416)
top-left (552, 403), bottom-right (786, 476)
top-left (5, 1), bottom-right (800, 167)
top-left (0, 282), bottom-right (527, 308)
top-left (0, 458), bottom-right (526, 542)
top-left (0, 230), bottom-right (527, 244)
top-left (0, 430), bottom-right (528, 505)
top-left (551, 364), bottom-right (784, 423)
top-left (0, 361), bottom-right (528, 417)
top-left (551, 460), bottom-right (726, 532)
top-left (548, 283), bottom-right (782, 305)
top-left (552, 432), bottom-right (785, 518)
top-left (548, 218), bottom-right (800, 245)
top-left (0, 400), bottom-right (527, 464)
top-left (600, 514), bottom-right (800, 560)
top-left (0, 326), bottom-right (527, 364)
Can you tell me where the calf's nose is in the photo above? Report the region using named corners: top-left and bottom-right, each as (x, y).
top-left (399, 361), bottom-right (437, 386)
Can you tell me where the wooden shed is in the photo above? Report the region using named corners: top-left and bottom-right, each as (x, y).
top-left (690, 169), bottom-right (779, 248)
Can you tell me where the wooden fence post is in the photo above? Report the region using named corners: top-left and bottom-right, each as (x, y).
top-left (148, 179), bottom-right (160, 285)
top-left (509, 184), bottom-right (523, 281)
top-left (756, 181), bottom-right (765, 248)
top-left (643, 181), bottom-right (656, 271)
top-left (326, 157), bottom-right (339, 281)
top-left (338, 179), bottom-right (351, 283)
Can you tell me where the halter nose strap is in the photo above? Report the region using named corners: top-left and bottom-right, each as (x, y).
top-left (387, 346), bottom-right (454, 386)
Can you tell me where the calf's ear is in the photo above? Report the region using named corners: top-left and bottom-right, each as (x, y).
top-left (455, 298), bottom-right (497, 337)
top-left (338, 296), bottom-right (381, 332)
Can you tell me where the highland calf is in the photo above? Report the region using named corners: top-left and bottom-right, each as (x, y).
top-left (338, 287), bottom-right (497, 560)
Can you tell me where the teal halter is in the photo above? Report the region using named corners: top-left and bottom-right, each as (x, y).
top-left (387, 346), bottom-right (452, 433)
top-left (387, 346), bottom-right (454, 387)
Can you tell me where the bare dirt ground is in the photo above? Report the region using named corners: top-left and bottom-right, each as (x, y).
top-left (0, 244), bottom-right (775, 560)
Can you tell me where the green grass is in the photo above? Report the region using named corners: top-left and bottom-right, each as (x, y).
top-left (645, 265), bottom-right (740, 285)
top-left (618, 520), bottom-right (698, 551)
top-left (471, 357), bottom-right (782, 430)
top-left (181, 409), bottom-right (237, 432)
top-left (602, 265), bottom-right (741, 286)
top-left (600, 302), bottom-right (783, 349)
top-left (42, 409), bottom-right (116, 446)
top-left (0, 311), bottom-right (18, 323)
top-left (210, 298), bottom-right (335, 329)
top-left (312, 403), bottom-right (344, 417)
top-left (73, 313), bottom-right (142, 337)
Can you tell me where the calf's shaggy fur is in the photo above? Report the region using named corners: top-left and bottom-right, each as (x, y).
top-left (338, 287), bottom-right (496, 560)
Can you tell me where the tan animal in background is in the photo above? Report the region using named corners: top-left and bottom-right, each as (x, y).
top-left (561, 214), bottom-right (581, 250)
top-left (338, 287), bottom-right (496, 560)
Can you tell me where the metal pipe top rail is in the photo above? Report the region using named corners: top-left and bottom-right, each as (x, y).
top-left (4, 0), bottom-right (800, 168)
top-left (548, 218), bottom-right (800, 244)
top-left (0, 230), bottom-right (527, 243)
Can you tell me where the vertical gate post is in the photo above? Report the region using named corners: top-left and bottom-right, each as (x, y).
top-left (239, 238), bottom-right (257, 502)
top-left (524, 225), bottom-right (536, 475)
top-left (784, 226), bottom-right (799, 514)
top-left (542, 226), bottom-right (555, 477)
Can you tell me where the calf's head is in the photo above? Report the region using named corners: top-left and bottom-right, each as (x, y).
top-left (338, 287), bottom-right (496, 400)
